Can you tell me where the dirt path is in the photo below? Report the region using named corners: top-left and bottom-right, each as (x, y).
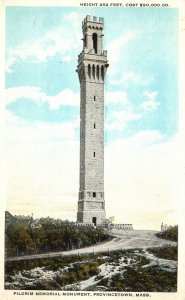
top-left (6, 230), bottom-right (176, 262)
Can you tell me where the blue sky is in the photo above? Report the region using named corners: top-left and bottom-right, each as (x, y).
top-left (6, 7), bottom-right (178, 140)
top-left (5, 6), bottom-right (179, 228)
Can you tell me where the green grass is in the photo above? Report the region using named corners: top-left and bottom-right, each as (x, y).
top-left (5, 255), bottom-right (104, 290)
top-left (5, 252), bottom-right (108, 275)
top-left (147, 245), bottom-right (177, 261)
top-left (55, 261), bottom-right (100, 287)
top-left (104, 266), bottom-right (177, 292)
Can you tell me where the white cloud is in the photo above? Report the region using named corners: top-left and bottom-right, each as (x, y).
top-left (5, 86), bottom-right (79, 110)
top-left (142, 99), bottom-right (160, 112)
top-left (5, 126), bottom-right (180, 229)
top-left (105, 132), bottom-right (180, 229)
top-left (144, 91), bottom-right (158, 100)
top-left (105, 89), bottom-right (142, 132)
top-left (5, 110), bottom-right (79, 145)
top-left (5, 108), bottom-right (80, 219)
top-left (127, 130), bottom-right (163, 146)
top-left (106, 106), bottom-right (142, 132)
top-left (6, 140), bottom-right (79, 220)
top-left (6, 12), bottom-right (82, 73)
top-left (105, 91), bottom-right (128, 106)
top-left (51, 89), bottom-right (79, 110)
top-left (105, 89), bottom-right (160, 133)
top-left (141, 91), bottom-right (160, 112)
top-left (63, 11), bottom-right (82, 28)
top-left (110, 71), bottom-right (153, 86)
top-left (107, 31), bottom-right (137, 76)
top-left (63, 55), bottom-right (71, 62)
top-left (6, 86), bottom-right (46, 106)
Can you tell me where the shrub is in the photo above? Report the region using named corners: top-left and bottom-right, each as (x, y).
top-left (156, 225), bottom-right (178, 242)
top-left (147, 245), bottom-right (177, 261)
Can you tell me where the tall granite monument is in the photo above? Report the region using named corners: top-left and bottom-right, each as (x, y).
top-left (76, 16), bottom-right (109, 226)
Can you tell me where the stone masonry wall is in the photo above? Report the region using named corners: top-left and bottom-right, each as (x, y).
top-left (77, 15), bottom-right (108, 226)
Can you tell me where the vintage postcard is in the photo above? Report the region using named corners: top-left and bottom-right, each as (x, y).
top-left (1, 0), bottom-right (185, 299)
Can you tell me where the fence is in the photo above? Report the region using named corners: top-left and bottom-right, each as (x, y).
top-left (108, 224), bottom-right (133, 230)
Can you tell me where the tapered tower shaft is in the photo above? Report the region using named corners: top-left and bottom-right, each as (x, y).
top-left (76, 15), bottom-right (109, 226)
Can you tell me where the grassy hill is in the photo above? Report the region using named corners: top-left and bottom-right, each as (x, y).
top-left (5, 217), bottom-right (111, 257)
top-left (156, 225), bottom-right (178, 242)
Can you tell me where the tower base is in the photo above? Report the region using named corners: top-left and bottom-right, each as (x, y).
top-left (77, 211), bottom-right (106, 226)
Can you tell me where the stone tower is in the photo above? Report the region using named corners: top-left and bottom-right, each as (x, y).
top-left (76, 15), bottom-right (109, 226)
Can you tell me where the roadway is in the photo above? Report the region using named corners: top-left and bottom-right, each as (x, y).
top-left (5, 230), bottom-right (176, 262)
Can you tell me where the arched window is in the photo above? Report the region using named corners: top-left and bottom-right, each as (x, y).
top-left (96, 65), bottom-right (99, 80)
top-left (92, 33), bottom-right (97, 53)
top-left (88, 64), bottom-right (91, 78)
top-left (92, 65), bottom-right (95, 79)
top-left (101, 66), bottom-right (104, 80)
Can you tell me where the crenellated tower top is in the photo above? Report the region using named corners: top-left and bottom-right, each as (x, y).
top-left (77, 15), bottom-right (109, 85)
top-left (82, 15), bottom-right (104, 55)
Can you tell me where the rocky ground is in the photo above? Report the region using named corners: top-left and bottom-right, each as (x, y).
top-left (5, 230), bottom-right (177, 292)
top-left (5, 248), bottom-right (177, 291)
